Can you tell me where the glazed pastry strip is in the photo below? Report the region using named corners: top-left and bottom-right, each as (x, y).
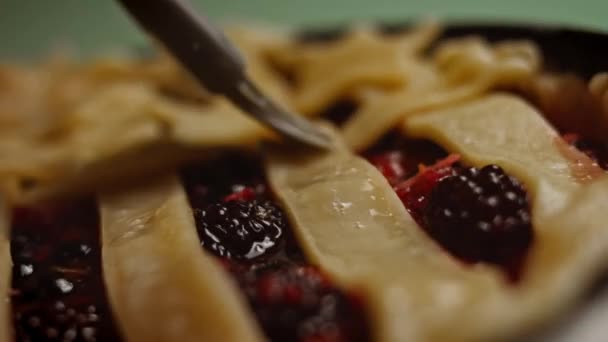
top-left (0, 199), bottom-right (10, 342)
top-left (264, 129), bottom-right (502, 342)
top-left (386, 94), bottom-right (608, 340)
top-left (265, 124), bottom-right (608, 341)
top-left (265, 136), bottom-right (462, 284)
top-left (99, 175), bottom-right (263, 342)
top-left (16, 141), bottom-right (212, 204)
top-left (4, 82), bottom-right (271, 203)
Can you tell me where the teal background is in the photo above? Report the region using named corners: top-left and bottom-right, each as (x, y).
top-left (1, 0), bottom-right (607, 58)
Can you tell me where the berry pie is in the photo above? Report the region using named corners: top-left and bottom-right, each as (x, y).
top-left (1, 22), bottom-right (608, 341)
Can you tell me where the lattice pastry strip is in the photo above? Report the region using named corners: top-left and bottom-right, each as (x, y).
top-left (269, 22), bottom-right (441, 115)
top-left (265, 130), bottom-right (501, 342)
top-left (99, 175), bottom-right (264, 342)
top-left (342, 38), bottom-right (540, 151)
top-left (0, 30), bottom-right (292, 204)
top-left (265, 112), bottom-right (608, 341)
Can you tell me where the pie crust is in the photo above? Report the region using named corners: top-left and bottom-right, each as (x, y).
top-left (265, 99), bottom-right (608, 341)
top-left (1, 23), bottom-right (608, 342)
top-left (99, 175), bottom-right (264, 342)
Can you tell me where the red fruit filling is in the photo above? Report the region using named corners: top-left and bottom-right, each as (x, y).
top-left (366, 138), bottom-right (533, 281)
top-left (223, 186), bottom-right (258, 202)
top-left (423, 165), bottom-right (533, 281)
top-left (10, 201), bottom-right (122, 341)
top-left (394, 154), bottom-right (460, 222)
top-left (235, 264), bottom-right (368, 342)
top-left (181, 156), bottom-right (371, 342)
top-left (365, 133), bottom-right (449, 185)
top-left (181, 152), bottom-right (267, 208)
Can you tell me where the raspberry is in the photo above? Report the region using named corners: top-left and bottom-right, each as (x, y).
top-left (366, 137), bottom-right (451, 186)
top-left (423, 165), bottom-right (533, 278)
top-left (223, 186), bottom-right (258, 202)
top-left (195, 201), bottom-right (286, 261)
top-left (393, 154), bottom-right (460, 222)
top-left (368, 151), bottom-right (410, 186)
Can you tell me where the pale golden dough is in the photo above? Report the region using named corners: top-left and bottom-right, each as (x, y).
top-left (0, 30), bottom-right (291, 203)
top-left (265, 135), bottom-right (455, 287)
top-left (266, 124), bottom-right (608, 341)
top-left (1, 23), bottom-right (608, 342)
top-left (99, 175), bottom-right (264, 342)
top-left (368, 170), bottom-right (608, 342)
top-left (342, 38), bottom-right (540, 151)
top-left (265, 131), bottom-right (501, 342)
top-left (269, 21), bottom-right (441, 115)
top-left (0, 199), bottom-right (10, 342)
top-left (0, 65), bottom-right (56, 139)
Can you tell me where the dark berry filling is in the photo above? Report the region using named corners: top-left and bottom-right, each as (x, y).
top-left (234, 263), bottom-right (367, 342)
top-left (366, 138), bottom-right (533, 281)
top-left (181, 154), bottom-right (370, 342)
top-left (423, 165), bottom-right (533, 280)
top-left (182, 152), bottom-right (294, 265)
top-left (194, 200), bottom-right (285, 261)
top-left (365, 132), bottom-right (449, 186)
top-left (10, 201), bottom-right (122, 341)
top-left (318, 99), bottom-right (359, 126)
top-left (181, 152), bottom-right (268, 209)
top-left (393, 154), bottom-right (460, 222)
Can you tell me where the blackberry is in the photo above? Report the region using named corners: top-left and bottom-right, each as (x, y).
top-left (195, 200), bottom-right (286, 261)
top-left (14, 301), bottom-right (105, 342)
top-left (423, 165), bottom-right (533, 275)
top-left (241, 265), bottom-right (369, 342)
